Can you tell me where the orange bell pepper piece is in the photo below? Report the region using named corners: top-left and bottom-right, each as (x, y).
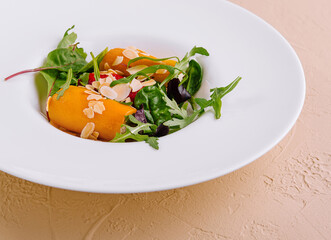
top-left (48, 86), bottom-right (136, 141)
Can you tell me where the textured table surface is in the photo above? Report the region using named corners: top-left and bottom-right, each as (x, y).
top-left (1, 0), bottom-right (330, 239)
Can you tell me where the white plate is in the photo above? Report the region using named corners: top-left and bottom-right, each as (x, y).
top-left (0, 0), bottom-right (305, 193)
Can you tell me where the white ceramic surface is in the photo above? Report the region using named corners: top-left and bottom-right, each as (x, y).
top-left (0, 0), bottom-right (305, 193)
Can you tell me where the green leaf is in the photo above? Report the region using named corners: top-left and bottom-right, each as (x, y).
top-left (56, 68), bottom-right (73, 100)
top-left (127, 56), bottom-right (179, 67)
top-left (195, 97), bottom-right (210, 109)
top-left (40, 69), bottom-right (59, 95)
top-left (175, 46), bottom-right (209, 73)
top-left (164, 110), bottom-right (200, 129)
top-left (161, 91), bottom-right (187, 119)
top-left (78, 72), bottom-right (89, 86)
top-left (111, 115), bottom-right (159, 150)
top-left (43, 48), bottom-right (88, 72)
top-left (134, 86), bottom-right (172, 126)
top-left (145, 137), bottom-right (159, 150)
top-left (182, 59), bottom-right (203, 95)
top-left (91, 52), bottom-right (100, 82)
top-left (110, 64), bottom-right (177, 87)
top-left (210, 76), bottom-right (242, 119)
top-left (57, 25), bottom-right (76, 49)
top-left (78, 47), bottom-right (108, 73)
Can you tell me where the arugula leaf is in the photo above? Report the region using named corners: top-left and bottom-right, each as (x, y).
top-left (111, 115), bottom-right (159, 149)
top-left (161, 90), bottom-right (187, 119)
top-left (110, 64), bottom-right (177, 87)
top-left (210, 76), bottom-right (242, 119)
top-left (127, 56), bottom-right (179, 67)
top-left (145, 137), bottom-right (159, 149)
top-left (164, 111), bottom-right (200, 129)
top-left (91, 52), bottom-right (100, 82)
top-left (78, 47), bottom-right (108, 73)
top-left (174, 46), bottom-right (209, 75)
top-left (57, 25), bottom-right (76, 49)
top-left (56, 68), bottom-right (73, 100)
top-left (125, 115), bottom-right (154, 134)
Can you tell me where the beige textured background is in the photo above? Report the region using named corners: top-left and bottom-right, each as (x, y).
top-left (1, 0), bottom-right (330, 239)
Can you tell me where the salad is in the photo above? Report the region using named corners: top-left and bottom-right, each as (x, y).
top-left (5, 26), bottom-right (241, 149)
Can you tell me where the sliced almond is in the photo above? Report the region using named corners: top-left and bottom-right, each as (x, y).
top-left (115, 70), bottom-right (124, 75)
top-left (127, 46), bottom-right (137, 50)
top-left (112, 56), bottom-right (124, 66)
top-left (130, 79), bottom-right (143, 92)
top-left (100, 82), bottom-right (110, 89)
top-left (93, 101), bottom-right (106, 114)
top-left (100, 86), bottom-right (118, 99)
top-left (92, 81), bottom-right (101, 89)
top-left (80, 122), bottom-right (95, 139)
top-left (88, 131), bottom-right (99, 140)
top-left (92, 131), bottom-right (99, 138)
top-left (122, 48), bottom-right (139, 59)
top-left (88, 101), bottom-right (99, 108)
top-left (87, 94), bottom-right (103, 101)
top-left (84, 90), bottom-right (96, 95)
top-left (104, 62), bottom-right (110, 70)
top-left (140, 52), bottom-right (151, 56)
top-left (85, 84), bottom-right (95, 91)
top-left (125, 97), bottom-right (131, 103)
top-left (178, 73), bottom-right (185, 81)
top-left (136, 75), bottom-right (147, 81)
top-left (142, 79), bottom-right (156, 87)
top-left (113, 83), bottom-right (131, 102)
top-left (46, 96), bottom-right (51, 112)
top-left (83, 107), bottom-right (95, 119)
top-left (156, 69), bottom-right (168, 74)
top-left (99, 78), bottom-right (106, 85)
top-left (105, 76), bottom-right (114, 84)
top-left (120, 126), bottom-right (126, 134)
top-left (127, 65), bottom-right (148, 75)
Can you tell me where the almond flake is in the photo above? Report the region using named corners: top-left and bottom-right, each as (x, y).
top-left (130, 79), bottom-right (143, 92)
top-left (92, 131), bottom-right (99, 138)
top-left (80, 122), bottom-right (95, 139)
top-left (140, 52), bottom-right (151, 56)
top-left (99, 78), bottom-right (106, 85)
top-left (120, 126), bottom-right (126, 134)
top-left (125, 97), bottom-right (131, 103)
top-left (127, 65), bottom-right (148, 75)
top-left (88, 101), bottom-right (99, 108)
top-left (178, 73), bottom-right (185, 81)
top-left (84, 90), bottom-right (95, 95)
top-left (100, 86), bottom-right (118, 99)
top-left (92, 81), bottom-right (101, 89)
top-left (83, 107), bottom-right (95, 119)
top-left (156, 69), bottom-right (168, 74)
top-left (104, 62), bottom-right (110, 70)
top-left (142, 79), bottom-right (156, 87)
top-left (46, 96), bottom-right (51, 112)
top-left (105, 76), bottom-right (114, 84)
top-left (122, 48), bottom-right (139, 59)
top-left (93, 101), bottom-right (106, 114)
top-left (112, 83), bottom-right (131, 102)
top-left (112, 56), bottom-right (124, 66)
top-left (115, 70), bottom-right (124, 75)
top-left (127, 46), bottom-right (137, 50)
top-left (85, 84), bottom-right (95, 91)
top-left (136, 75), bottom-right (147, 81)
top-left (87, 94), bottom-right (103, 101)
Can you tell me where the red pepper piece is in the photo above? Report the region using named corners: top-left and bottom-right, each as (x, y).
top-left (112, 73), bottom-right (124, 80)
top-left (88, 73), bottom-right (95, 85)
